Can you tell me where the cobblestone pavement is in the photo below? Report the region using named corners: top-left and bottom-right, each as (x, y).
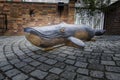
top-left (0, 35), bottom-right (120, 80)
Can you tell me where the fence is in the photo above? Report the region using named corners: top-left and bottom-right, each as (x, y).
top-left (75, 8), bottom-right (104, 30)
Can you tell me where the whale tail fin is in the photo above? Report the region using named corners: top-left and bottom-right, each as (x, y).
top-left (95, 30), bottom-right (106, 36)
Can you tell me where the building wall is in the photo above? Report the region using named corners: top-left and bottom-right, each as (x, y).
top-left (0, 1), bottom-right (75, 35)
top-left (104, 1), bottom-right (120, 35)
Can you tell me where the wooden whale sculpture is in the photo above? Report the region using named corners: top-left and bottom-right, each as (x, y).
top-left (24, 22), bottom-right (105, 51)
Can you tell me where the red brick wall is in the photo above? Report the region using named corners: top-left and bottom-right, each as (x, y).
top-left (0, 1), bottom-right (75, 35)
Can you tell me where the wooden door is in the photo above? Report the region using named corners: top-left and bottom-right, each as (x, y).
top-left (0, 14), bottom-right (7, 34)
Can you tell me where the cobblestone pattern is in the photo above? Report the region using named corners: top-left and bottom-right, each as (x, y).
top-left (0, 36), bottom-right (120, 80)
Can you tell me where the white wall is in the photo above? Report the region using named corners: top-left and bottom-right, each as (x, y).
top-left (110, 0), bottom-right (118, 4)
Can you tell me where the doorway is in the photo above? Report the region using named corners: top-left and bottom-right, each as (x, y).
top-left (0, 14), bottom-right (7, 35)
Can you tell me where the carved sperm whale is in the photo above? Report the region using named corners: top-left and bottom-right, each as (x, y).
top-left (24, 22), bottom-right (105, 51)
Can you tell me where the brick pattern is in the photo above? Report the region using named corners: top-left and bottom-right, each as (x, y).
top-left (0, 1), bottom-right (75, 35)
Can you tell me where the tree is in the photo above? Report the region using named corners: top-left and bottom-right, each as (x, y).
top-left (77, 0), bottom-right (111, 13)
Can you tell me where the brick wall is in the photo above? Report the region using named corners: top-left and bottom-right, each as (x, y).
top-left (104, 1), bottom-right (120, 35)
top-left (0, 1), bottom-right (75, 35)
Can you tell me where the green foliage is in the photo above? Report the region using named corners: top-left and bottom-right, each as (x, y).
top-left (78, 0), bottom-right (111, 14)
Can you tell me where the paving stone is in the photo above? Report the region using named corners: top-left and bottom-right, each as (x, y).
top-left (45, 74), bottom-right (59, 80)
top-left (7, 54), bottom-right (18, 60)
top-left (1, 65), bottom-right (13, 72)
top-left (101, 56), bottom-right (112, 61)
top-left (105, 66), bottom-right (120, 73)
top-left (60, 78), bottom-right (67, 80)
top-left (5, 52), bottom-right (14, 56)
top-left (54, 62), bottom-right (66, 69)
top-left (67, 55), bottom-right (76, 60)
top-left (37, 56), bottom-right (48, 62)
top-left (18, 55), bottom-right (28, 60)
top-left (115, 54), bottom-right (120, 57)
top-left (113, 57), bottom-right (120, 60)
top-left (82, 51), bottom-right (91, 55)
top-left (49, 67), bottom-right (63, 74)
top-left (116, 61), bottom-right (120, 66)
top-left (75, 61), bottom-right (88, 68)
top-left (88, 59), bottom-right (100, 64)
top-left (90, 70), bottom-right (104, 78)
top-left (31, 55), bottom-right (40, 59)
top-left (75, 52), bottom-right (84, 57)
top-left (92, 79), bottom-right (99, 80)
top-left (12, 73), bottom-right (28, 80)
top-left (84, 48), bottom-right (93, 52)
top-left (10, 59), bottom-right (21, 64)
top-left (76, 68), bottom-right (89, 75)
top-left (85, 55), bottom-right (100, 59)
top-left (0, 73), bottom-right (5, 80)
top-left (4, 46), bottom-right (12, 52)
top-left (76, 57), bottom-right (87, 62)
top-left (101, 61), bottom-right (115, 65)
top-left (34, 50), bottom-right (43, 54)
top-left (52, 51), bottom-right (60, 55)
top-left (47, 54), bottom-right (57, 59)
top-left (59, 53), bottom-right (67, 57)
top-left (30, 70), bottom-right (48, 79)
top-left (88, 64), bottom-right (105, 71)
top-left (0, 61), bottom-right (9, 67)
top-left (93, 49), bottom-right (103, 53)
top-left (64, 65), bottom-right (77, 72)
top-left (23, 50), bottom-right (32, 54)
top-left (76, 74), bottom-right (92, 80)
top-left (104, 51), bottom-right (114, 54)
top-left (91, 52), bottom-right (101, 55)
top-left (55, 56), bottom-right (66, 62)
top-left (45, 59), bottom-right (57, 65)
top-left (29, 61), bottom-right (41, 67)
top-left (21, 65), bottom-right (35, 73)
top-left (22, 58), bottom-right (33, 63)
top-left (60, 71), bottom-right (76, 80)
top-left (65, 59), bottom-right (75, 65)
top-left (26, 52), bottom-right (35, 56)
top-left (105, 72), bottom-right (120, 80)
top-left (67, 47), bottom-right (74, 51)
top-left (63, 51), bottom-right (75, 55)
top-left (37, 64), bottom-right (52, 71)
top-left (42, 53), bottom-right (50, 57)
top-left (27, 78), bottom-right (36, 80)
top-left (84, 55), bottom-right (92, 59)
top-left (5, 69), bottom-right (20, 77)
top-left (15, 62), bottom-right (27, 68)
top-left (102, 54), bottom-right (114, 57)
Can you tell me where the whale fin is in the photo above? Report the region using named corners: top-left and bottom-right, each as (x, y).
top-left (68, 37), bottom-right (85, 47)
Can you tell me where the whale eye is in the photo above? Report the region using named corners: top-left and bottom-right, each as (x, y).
top-left (60, 27), bottom-right (65, 33)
